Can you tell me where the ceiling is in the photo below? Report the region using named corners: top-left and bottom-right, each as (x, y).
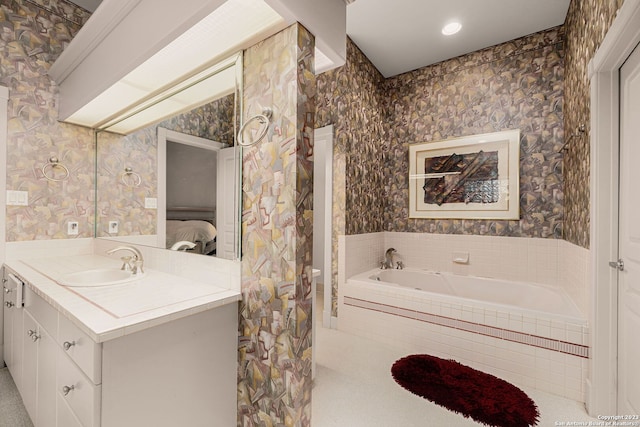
top-left (70, 0), bottom-right (571, 78)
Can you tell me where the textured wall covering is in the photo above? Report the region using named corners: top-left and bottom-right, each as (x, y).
top-left (1, 0), bottom-right (94, 240)
top-left (386, 27), bottom-right (565, 239)
top-left (239, 24), bottom-right (315, 427)
top-left (316, 39), bottom-right (386, 315)
top-left (563, 0), bottom-right (625, 248)
top-left (95, 95), bottom-right (235, 238)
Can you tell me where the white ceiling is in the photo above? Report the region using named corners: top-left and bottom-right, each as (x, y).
top-left (70, 0), bottom-right (571, 78)
top-left (347, 0), bottom-right (570, 77)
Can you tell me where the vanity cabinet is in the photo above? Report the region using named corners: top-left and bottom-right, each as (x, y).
top-left (3, 270), bottom-right (25, 395)
top-left (3, 267), bottom-right (238, 427)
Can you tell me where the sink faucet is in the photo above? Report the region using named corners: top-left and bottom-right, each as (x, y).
top-left (382, 248), bottom-right (396, 269)
top-left (106, 246), bottom-right (144, 275)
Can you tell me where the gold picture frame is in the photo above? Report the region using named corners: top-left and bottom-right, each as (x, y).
top-left (409, 129), bottom-right (520, 220)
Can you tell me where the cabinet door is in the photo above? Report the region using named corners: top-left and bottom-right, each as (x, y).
top-left (36, 326), bottom-right (57, 427)
top-left (56, 393), bottom-right (83, 427)
top-left (2, 284), bottom-right (13, 369)
top-left (22, 310), bottom-right (38, 421)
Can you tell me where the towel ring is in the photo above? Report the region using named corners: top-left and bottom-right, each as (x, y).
top-left (237, 108), bottom-right (273, 146)
top-left (42, 157), bottom-right (70, 182)
top-left (121, 167), bottom-right (141, 188)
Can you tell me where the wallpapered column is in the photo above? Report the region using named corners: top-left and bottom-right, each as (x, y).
top-left (563, 0), bottom-right (625, 248)
top-left (0, 0), bottom-right (95, 240)
top-left (238, 24), bottom-right (315, 427)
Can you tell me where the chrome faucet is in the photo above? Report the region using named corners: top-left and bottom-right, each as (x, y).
top-left (382, 248), bottom-right (397, 270)
top-left (106, 246), bottom-right (144, 275)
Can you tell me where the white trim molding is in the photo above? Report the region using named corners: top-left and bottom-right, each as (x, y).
top-left (588, 0), bottom-right (640, 416)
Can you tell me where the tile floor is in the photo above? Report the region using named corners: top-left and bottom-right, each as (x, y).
top-left (0, 290), bottom-right (600, 427)
top-left (312, 290), bottom-right (599, 427)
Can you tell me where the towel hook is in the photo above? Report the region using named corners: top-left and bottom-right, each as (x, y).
top-left (559, 124), bottom-right (586, 152)
top-left (121, 167), bottom-right (142, 187)
top-left (237, 108), bottom-right (273, 146)
top-left (41, 157), bottom-right (70, 182)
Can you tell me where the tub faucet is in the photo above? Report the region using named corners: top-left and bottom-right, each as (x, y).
top-left (106, 245), bottom-right (144, 275)
top-left (382, 248), bottom-right (396, 269)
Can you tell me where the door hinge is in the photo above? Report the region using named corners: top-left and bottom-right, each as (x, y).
top-left (609, 259), bottom-right (624, 271)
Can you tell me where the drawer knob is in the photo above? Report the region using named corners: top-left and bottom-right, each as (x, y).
top-left (62, 385), bottom-right (75, 396)
top-left (4, 301), bottom-right (14, 308)
top-left (3, 287), bottom-right (10, 293)
top-left (63, 341), bottom-right (76, 351)
top-left (27, 329), bottom-right (35, 337)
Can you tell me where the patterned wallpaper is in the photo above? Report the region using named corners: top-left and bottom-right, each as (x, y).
top-left (563, 0), bottom-right (625, 248)
top-left (316, 39), bottom-right (386, 315)
top-left (1, 0), bottom-right (94, 240)
top-left (385, 27), bottom-right (565, 238)
top-left (239, 24), bottom-right (315, 427)
top-left (95, 94), bottom-right (236, 238)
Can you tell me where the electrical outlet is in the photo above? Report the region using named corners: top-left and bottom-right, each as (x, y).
top-left (67, 221), bottom-right (79, 236)
top-left (109, 221), bottom-right (119, 234)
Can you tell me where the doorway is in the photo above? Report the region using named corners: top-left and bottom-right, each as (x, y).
top-left (589, 0), bottom-right (640, 416)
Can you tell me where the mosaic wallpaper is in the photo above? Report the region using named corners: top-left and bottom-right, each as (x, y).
top-left (239, 24), bottom-right (315, 427)
top-left (563, 0), bottom-right (625, 248)
top-left (95, 95), bottom-right (235, 238)
top-left (316, 39), bottom-right (386, 315)
top-left (385, 27), bottom-right (565, 239)
top-left (1, 0), bottom-right (94, 240)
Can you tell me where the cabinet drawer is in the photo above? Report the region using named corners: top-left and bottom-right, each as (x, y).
top-left (58, 314), bottom-right (102, 384)
top-left (23, 285), bottom-right (58, 338)
top-left (57, 350), bottom-right (101, 427)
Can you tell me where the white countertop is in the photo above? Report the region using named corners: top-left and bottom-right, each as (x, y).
top-left (4, 255), bottom-right (241, 343)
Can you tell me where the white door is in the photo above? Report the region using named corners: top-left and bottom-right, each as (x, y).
top-left (618, 41), bottom-right (640, 415)
top-left (216, 147), bottom-right (237, 259)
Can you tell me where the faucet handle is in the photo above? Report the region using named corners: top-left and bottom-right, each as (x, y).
top-left (132, 259), bottom-right (144, 275)
top-left (120, 256), bottom-right (133, 271)
top-left (396, 261), bottom-right (404, 270)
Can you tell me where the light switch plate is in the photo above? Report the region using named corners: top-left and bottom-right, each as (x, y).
top-left (145, 197), bottom-right (157, 209)
top-left (7, 190), bottom-right (28, 206)
top-left (109, 221), bottom-right (119, 234)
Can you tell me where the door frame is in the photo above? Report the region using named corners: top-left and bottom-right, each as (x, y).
top-left (589, 0), bottom-right (640, 415)
top-left (157, 127), bottom-right (225, 249)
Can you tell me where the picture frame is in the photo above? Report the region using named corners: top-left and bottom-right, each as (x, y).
top-left (408, 129), bottom-right (520, 220)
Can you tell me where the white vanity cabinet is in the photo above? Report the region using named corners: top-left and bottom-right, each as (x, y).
top-left (3, 267), bottom-right (238, 427)
top-left (3, 270), bottom-right (25, 395)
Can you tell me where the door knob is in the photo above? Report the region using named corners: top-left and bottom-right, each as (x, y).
top-left (609, 259), bottom-right (624, 271)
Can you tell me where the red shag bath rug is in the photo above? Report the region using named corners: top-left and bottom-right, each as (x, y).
top-left (391, 354), bottom-right (539, 427)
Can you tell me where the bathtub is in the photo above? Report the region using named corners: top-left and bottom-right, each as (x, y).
top-left (339, 268), bottom-right (590, 401)
top-left (365, 268), bottom-right (583, 321)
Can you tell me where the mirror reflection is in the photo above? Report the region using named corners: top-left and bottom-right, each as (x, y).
top-left (95, 53), bottom-right (242, 260)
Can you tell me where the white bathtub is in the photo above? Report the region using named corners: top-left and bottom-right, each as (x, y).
top-left (339, 268), bottom-right (590, 401)
top-left (364, 268), bottom-right (583, 322)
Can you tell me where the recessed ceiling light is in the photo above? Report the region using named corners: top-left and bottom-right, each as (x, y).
top-left (442, 22), bottom-right (462, 36)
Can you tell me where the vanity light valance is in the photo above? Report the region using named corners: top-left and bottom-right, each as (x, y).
top-left (49, 0), bottom-right (349, 134)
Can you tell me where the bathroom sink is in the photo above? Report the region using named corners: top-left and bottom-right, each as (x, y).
top-left (60, 269), bottom-right (142, 287)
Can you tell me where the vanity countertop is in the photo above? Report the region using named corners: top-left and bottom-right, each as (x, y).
top-left (4, 255), bottom-right (241, 343)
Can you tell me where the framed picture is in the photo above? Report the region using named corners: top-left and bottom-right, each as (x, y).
top-left (409, 129), bottom-right (520, 219)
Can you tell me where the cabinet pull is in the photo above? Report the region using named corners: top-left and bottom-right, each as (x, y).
top-left (4, 301), bottom-right (14, 308)
top-left (28, 330), bottom-right (41, 342)
top-left (3, 287), bottom-right (10, 293)
top-left (62, 385), bottom-right (75, 396)
top-left (63, 341), bottom-right (76, 351)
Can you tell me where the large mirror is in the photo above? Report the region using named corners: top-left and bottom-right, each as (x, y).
top-left (95, 52), bottom-right (242, 260)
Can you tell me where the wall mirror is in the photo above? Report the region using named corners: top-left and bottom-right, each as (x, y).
top-left (95, 52), bottom-right (242, 260)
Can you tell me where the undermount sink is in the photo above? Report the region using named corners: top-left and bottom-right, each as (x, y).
top-left (60, 269), bottom-right (142, 287)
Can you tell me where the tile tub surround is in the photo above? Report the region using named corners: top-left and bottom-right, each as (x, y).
top-left (342, 232), bottom-right (590, 317)
top-left (339, 277), bottom-right (589, 402)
